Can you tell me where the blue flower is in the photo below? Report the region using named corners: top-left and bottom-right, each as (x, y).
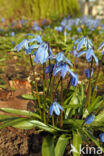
top-left (99, 133), bottom-right (104, 142)
top-left (10, 32), bottom-right (15, 37)
top-left (32, 21), bottom-right (42, 31)
top-left (55, 26), bottom-right (64, 32)
top-left (71, 74), bottom-right (78, 86)
top-left (77, 27), bottom-right (82, 33)
top-left (85, 68), bottom-right (93, 78)
top-left (49, 52), bottom-right (72, 66)
top-left (49, 102), bottom-right (64, 116)
top-left (98, 42), bottom-right (104, 55)
top-left (45, 64), bottom-right (54, 74)
top-left (85, 114), bottom-right (95, 124)
top-left (11, 41), bottom-right (15, 45)
top-left (53, 63), bottom-right (77, 81)
top-left (77, 48), bottom-right (98, 65)
top-left (75, 37), bottom-right (93, 51)
top-left (1, 18), bottom-right (5, 23)
top-left (14, 39), bottom-right (28, 52)
top-left (29, 35), bottom-right (43, 44)
top-left (33, 42), bottom-right (49, 64)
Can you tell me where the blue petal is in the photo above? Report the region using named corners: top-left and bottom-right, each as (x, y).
top-left (49, 104), bottom-right (54, 116)
top-left (85, 114), bottom-right (95, 124)
top-left (30, 44), bottom-right (40, 49)
top-left (98, 42), bottom-right (104, 51)
top-left (56, 52), bottom-right (65, 62)
top-left (14, 39), bottom-right (28, 52)
top-left (68, 68), bottom-right (76, 78)
top-left (56, 103), bottom-right (64, 111)
top-left (99, 133), bottom-right (104, 142)
top-left (61, 64), bottom-right (69, 78)
top-left (86, 49), bottom-right (93, 61)
top-left (45, 64), bottom-right (54, 74)
top-left (71, 74), bottom-right (78, 86)
top-left (53, 102), bottom-right (60, 116)
top-left (65, 58), bottom-right (73, 66)
top-left (29, 35), bottom-right (43, 44)
top-left (92, 53), bottom-right (98, 65)
top-left (77, 50), bottom-right (87, 57)
top-left (77, 37), bottom-right (85, 51)
top-left (53, 65), bottom-right (62, 76)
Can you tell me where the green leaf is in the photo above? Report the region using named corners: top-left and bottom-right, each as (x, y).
top-left (94, 109), bottom-right (104, 123)
top-left (64, 119), bottom-right (84, 129)
top-left (0, 108), bottom-right (41, 119)
top-left (21, 94), bottom-right (37, 100)
top-left (0, 114), bottom-right (18, 121)
top-left (0, 118), bottom-right (27, 129)
top-left (42, 136), bottom-right (55, 156)
top-left (82, 127), bottom-right (104, 153)
top-left (55, 134), bottom-right (69, 156)
top-left (72, 131), bottom-right (82, 156)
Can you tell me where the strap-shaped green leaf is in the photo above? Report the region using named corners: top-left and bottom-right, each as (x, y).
top-left (21, 94), bottom-right (37, 100)
top-left (55, 134), bottom-right (69, 156)
top-left (0, 108), bottom-right (41, 119)
top-left (42, 135), bottom-right (55, 156)
top-left (72, 131), bottom-right (82, 156)
top-left (82, 127), bottom-right (104, 153)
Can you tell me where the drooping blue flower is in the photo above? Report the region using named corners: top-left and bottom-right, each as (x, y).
top-left (85, 68), bottom-right (93, 78)
top-left (33, 42), bottom-right (50, 64)
top-left (71, 74), bottom-right (78, 86)
top-left (77, 27), bottom-right (82, 33)
top-left (85, 114), bottom-right (95, 124)
top-left (32, 21), bottom-right (42, 31)
top-left (14, 39), bottom-right (28, 52)
top-left (49, 102), bottom-right (64, 116)
top-left (1, 18), bottom-right (5, 23)
top-left (45, 64), bottom-right (54, 74)
top-left (55, 26), bottom-right (64, 32)
top-left (29, 35), bottom-right (43, 44)
top-left (49, 52), bottom-right (72, 66)
top-left (77, 48), bottom-right (98, 65)
top-left (98, 42), bottom-right (104, 55)
top-left (53, 63), bottom-right (76, 79)
top-left (75, 37), bottom-right (93, 51)
top-left (10, 32), bottom-right (15, 37)
top-left (11, 41), bottom-right (15, 45)
top-left (99, 133), bottom-right (104, 143)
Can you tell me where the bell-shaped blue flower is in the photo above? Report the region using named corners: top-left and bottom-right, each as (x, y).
top-left (99, 133), bottom-right (104, 142)
top-left (29, 35), bottom-right (43, 44)
top-left (45, 64), bottom-right (54, 74)
top-left (85, 68), bottom-right (93, 78)
top-left (98, 42), bottom-right (104, 55)
top-left (85, 114), bottom-right (95, 124)
top-left (55, 26), bottom-right (64, 32)
top-left (14, 39), bottom-right (28, 52)
top-left (49, 52), bottom-right (72, 66)
top-left (71, 74), bottom-right (78, 86)
top-left (53, 63), bottom-right (73, 78)
top-left (77, 48), bottom-right (98, 65)
top-left (33, 42), bottom-right (49, 64)
top-left (75, 37), bottom-right (93, 51)
top-left (49, 102), bottom-right (64, 116)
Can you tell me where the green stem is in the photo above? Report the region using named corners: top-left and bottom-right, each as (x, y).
top-left (43, 63), bottom-right (46, 124)
top-left (29, 55), bottom-right (41, 117)
top-left (85, 59), bottom-right (93, 108)
top-left (91, 56), bottom-right (103, 100)
top-left (60, 77), bottom-right (63, 128)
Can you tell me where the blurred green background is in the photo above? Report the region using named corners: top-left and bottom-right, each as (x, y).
top-left (0, 0), bottom-right (80, 20)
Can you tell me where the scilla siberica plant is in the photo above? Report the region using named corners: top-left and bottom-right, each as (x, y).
top-left (1, 35), bottom-right (104, 156)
